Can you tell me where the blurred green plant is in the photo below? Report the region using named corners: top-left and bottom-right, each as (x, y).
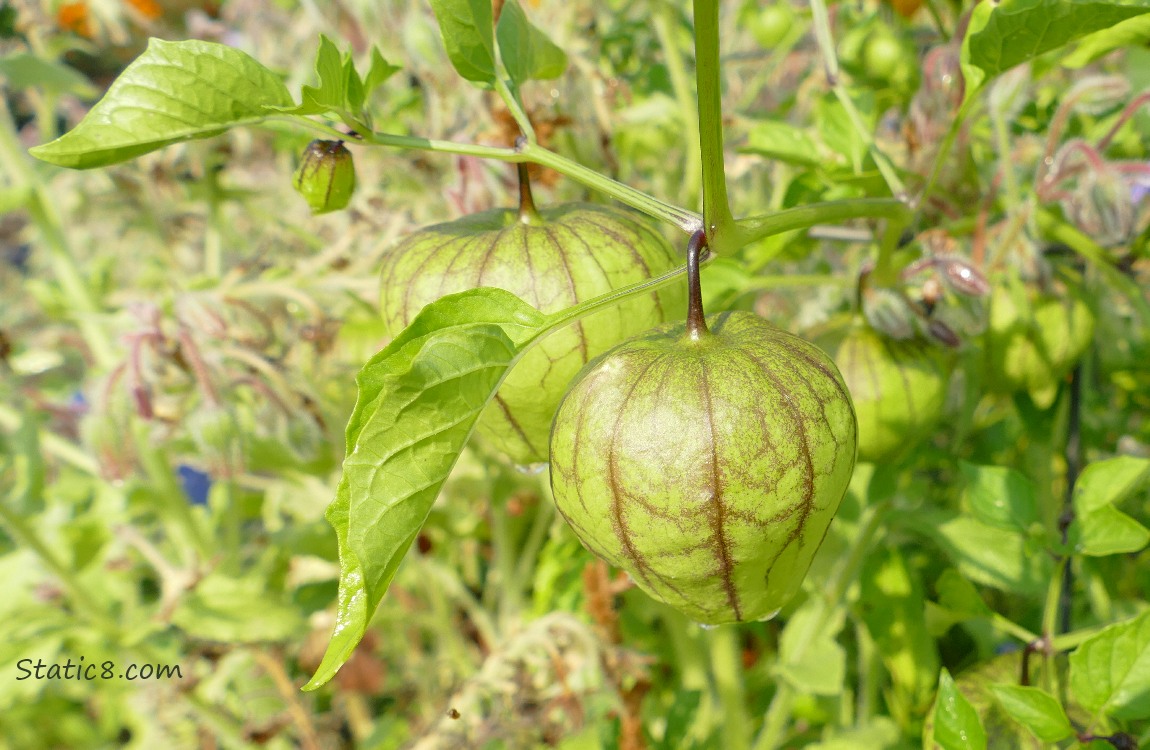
top-left (2, 0), bottom-right (1150, 748)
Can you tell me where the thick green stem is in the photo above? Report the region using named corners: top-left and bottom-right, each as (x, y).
top-left (692, 0), bottom-right (735, 238)
top-left (733, 199), bottom-right (910, 253)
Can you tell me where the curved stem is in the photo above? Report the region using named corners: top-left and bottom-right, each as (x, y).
top-left (523, 142), bottom-right (703, 232)
top-left (686, 230), bottom-right (710, 338)
top-left (516, 157), bottom-right (541, 224)
top-left (271, 117), bottom-right (702, 233)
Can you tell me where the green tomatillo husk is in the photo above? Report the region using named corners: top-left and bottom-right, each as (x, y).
top-left (549, 236), bottom-right (857, 624)
top-left (378, 176), bottom-right (683, 466)
top-left (826, 322), bottom-right (953, 464)
top-left (293, 140), bottom-right (356, 215)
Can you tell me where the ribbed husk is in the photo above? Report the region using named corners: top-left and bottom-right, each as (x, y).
top-left (829, 323), bottom-right (952, 464)
top-left (379, 203), bottom-right (683, 465)
top-left (549, 311), bottom-right (857, 625)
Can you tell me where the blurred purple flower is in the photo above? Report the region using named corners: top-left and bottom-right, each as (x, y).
top-left (1131, 175), bottom-right (1150, 206)
top-left (177, 465), bottom-right (211, 506)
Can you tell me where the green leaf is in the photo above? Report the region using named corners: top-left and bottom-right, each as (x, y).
top-left (962, 0), bottom-right (1150, 96)
top-left (28, 39), bottom-right (292, 169)
top-left (343, 54), bottom-right (365, 112)
top-left (271, 35), bottom-right (348, 116)
top-left (429, 0), bottom-right (497, 86)
top-left (303, 288), bottom-right (548, 690)
top-left (776, 599), bottom-right (846, 696)
top-left (1071, 456), bottom-right (1150, 556)
top-left (170, 573), bottom-right (305, 643)
top-left (1073, 504), bottom-right (1150, 557)
top-left (0, 53), bottom-right (98, 98)
top-left (363, 47), bottom-right (401, 95)
top-left (1069, 610), bottom-right (1150, 721)
top-left (1063, 15), bottom-right (1150, 68)
top-left (989, 685), bottom-right (1074, 743)
top-left (960, 462), bottom-right (1038, 532)
top-left (1074, 456), bottom-right (1150, 513)
top-left (934, 568), bottom-right (992, 620)
top-left (495, 0), bottom-right (568, 87)
top-left (913, 511), bottom-right (1052, 596)
top-left (929, 669), bottom-right (988, 750)
top-left (739, 119), bottom-right (825, 167)
top-left (860, 547), bottom-right (939, 715)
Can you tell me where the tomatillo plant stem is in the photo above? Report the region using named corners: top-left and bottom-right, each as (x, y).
top-left (277, 116), bottom-right (704, 234)
top-left (495, 78), bottom-right (536, 143)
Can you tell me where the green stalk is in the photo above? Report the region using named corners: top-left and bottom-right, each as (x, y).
top-left (132, 420), bottom-right (212, 563)
top-left (0, 99), bottom-right (116, 369)
top-left (653, 0), bottom-right (702, 208)
top-left (490, 494), bottom-right (524, 625)
top-left (512, 489), bottom-right (554, 592)
top-left (280, 117), bottom-right (703, 233)
top-left (709, 626), bottom-right (750, 750)
top-left (0, 403), bottom-right (100, 474)
top-left (752, 501), bottom-right (890, 750)
top-left (733, 199), bottom-right (910, 250)
top-left (914, 94), bottom-right (978, 230)
top-left (808, 0), bottom-right (906, 200)
top-left (204, 165), bottom-right (225, 279)
top-left (1039, 558), bottom-right (1068, 695)
top-left (692, 0), bottom-right (735, 238)
top-left (524, 143), bottom-right (703, 232)
top-left (992, 107), bottom-right (1021, 214)
top-left (495, 77), bottom-right (536, 143)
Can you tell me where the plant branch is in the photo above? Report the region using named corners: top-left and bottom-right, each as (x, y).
top-left (495, 77), bottom-right (536, 142)
top-left (732, 199), bottom-right (911, 252)
top-left (274, 117), bottom-right (703, 233)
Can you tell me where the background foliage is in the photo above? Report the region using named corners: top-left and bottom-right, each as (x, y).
top-left (2, 0), bottom-right (1150, 748)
